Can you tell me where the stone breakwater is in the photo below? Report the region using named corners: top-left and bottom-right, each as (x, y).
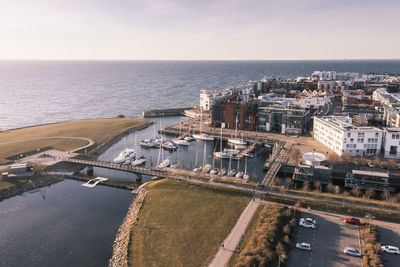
top-left (109, 188), bottom-right (148, 267)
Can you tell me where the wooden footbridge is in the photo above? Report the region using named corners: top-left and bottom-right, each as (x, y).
top-left (63, 158), bottom-right (169, 177)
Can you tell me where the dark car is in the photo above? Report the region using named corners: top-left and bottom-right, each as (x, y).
top-left (344, 217), bottom-right (360, 225)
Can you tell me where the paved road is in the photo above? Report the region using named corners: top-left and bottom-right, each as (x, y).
top-left (288, 210), bottom-right (362, 267)
top-left (208, 197), bottom-right (260, 267)
top-left (377, 220), bottom-right (400, 267)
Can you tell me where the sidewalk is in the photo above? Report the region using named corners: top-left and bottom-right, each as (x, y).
top-left (208, 197), bottom-right (260, 267)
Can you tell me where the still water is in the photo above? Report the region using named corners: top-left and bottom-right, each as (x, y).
top-left (0, 180), bottom-right (133, 267)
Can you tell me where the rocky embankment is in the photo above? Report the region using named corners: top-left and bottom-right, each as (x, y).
top-left (109, 188), bottom-right (148, 267)
top-left (0, 175), bottom-right (64, 201)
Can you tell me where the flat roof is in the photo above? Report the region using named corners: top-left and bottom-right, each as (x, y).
top-left (352, 170), bottom-right (389, 178)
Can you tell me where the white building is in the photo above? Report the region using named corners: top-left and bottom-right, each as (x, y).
top-left (200, 89), bottom-right (233, 111)
top-left (313, 116), bottom-right (383, 157)
top-left (383, 128), bottom-right (400, 159)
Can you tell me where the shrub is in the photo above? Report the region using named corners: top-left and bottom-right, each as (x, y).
top-left (360, 225), bottom-right (383, 267)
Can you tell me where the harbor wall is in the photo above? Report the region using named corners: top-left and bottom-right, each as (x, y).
top-left (142, 108), bottom-right (191, 117)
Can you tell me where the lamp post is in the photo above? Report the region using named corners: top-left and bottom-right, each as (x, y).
top-left (365, 214), bottom-right (375, 231)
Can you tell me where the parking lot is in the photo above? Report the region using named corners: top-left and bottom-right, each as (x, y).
top-left (288, 210), bottom-right (362, 267)
top-left (377, 220), bottom-right (400, 267)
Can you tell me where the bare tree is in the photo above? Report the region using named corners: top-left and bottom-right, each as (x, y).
top-left (396, 193), bottom-right (400, 203)
top-left (285, 177), bottom-right (293, 189)
top-left (351, 187), bottom-right (361, 198)
top-left (382, 191), bottom-right (391, 202)
top-left (302, 181), bottom-right (310, 192)
top-left (289, 148), bottom-right (300, 165)
top-left (373, 155), bottom-right (381, 167)
top-left (387, 158), bottom-right (397, 170)
top-left (342, 152), bottom-right (353, 164)
top-left (364, 189), bottom-right (375, 200)
top-left (357, 155), bottom-right (367, 166)
top-left (314, 182), bottom-right (322, 193)
top-left (327, 153), bottom-right (340, 164)
top-left (327, 184), bottom-right (335, 194)
top-left (335, 185), bottom-right (341, 194)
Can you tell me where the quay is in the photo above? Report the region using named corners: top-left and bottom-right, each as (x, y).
top-left (142, 107), bottom-right (192, 117)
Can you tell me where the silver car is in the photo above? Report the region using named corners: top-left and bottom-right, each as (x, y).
top-left (343, 247), bottom-right (362, 257)
top-left (381, 245), bottom-right (400, 254)
top-left (296, 242), bottom-right (311, 251)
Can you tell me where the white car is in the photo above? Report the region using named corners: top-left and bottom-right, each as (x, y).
top-left (299, 221), bottom-right (316, 229)
top-left (296, 242), bottom-right (311, 251)
top-left (381, 245), bottom-right (400, 254)
top-left (344, 247), bottom-right (362, 257)
top-left (300, 217), bottom-right (317, 225)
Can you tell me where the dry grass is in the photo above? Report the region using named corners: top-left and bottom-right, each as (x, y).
top-left (0, 118), bottom-right (148, 163)
top-left (127, 179), bottom-right (251, 267)
top-left (360, 225), bottom-right (383, 267)
top-left (231, 204), bottom-right (296, 267)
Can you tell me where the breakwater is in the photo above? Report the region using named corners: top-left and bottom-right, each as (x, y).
top-left (142, 108), bottom-right (191, 117)
top-left (109, 188), bottom-right (148, 267)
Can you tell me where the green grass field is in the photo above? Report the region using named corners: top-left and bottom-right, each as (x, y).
top-left (128, 179), bottom-right (251, 267)
top-left (0, 118), bottom-right (148, 163)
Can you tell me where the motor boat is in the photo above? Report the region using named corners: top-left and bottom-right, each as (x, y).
top-left (184, 136), bottom-right (195, 141)
top-left (193, 134), bottom-right (214, 141)
top-left (243, 173), bottom-right (250, 180)
top-left (174, 139), bottom-right (190, 146)
top-left (193, 166), bottom-right (202, 172)
top-left (157, 158), bottom-right (171, 169)
top-left (131, 156), bottom-right (146, 166)
top-left (214, 149), bottom-right (239, 159)
top-left (140, 139), bottom-right (156, 148)
top-left (203, 164), bottom-right (212, 173)
top-left (162, 142), bottom-right (177, 151)
top-left (228, 139), bottom-right (247, 146)
top-left (113, 148), bottom-right (136, 164)
top-left (218, 168), bottom-right (226, 176)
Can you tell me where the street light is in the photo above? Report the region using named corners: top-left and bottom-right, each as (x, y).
top-left (365, 214), bottom-right (376, 231)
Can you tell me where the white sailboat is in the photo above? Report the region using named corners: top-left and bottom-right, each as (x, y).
top-left (202, 142), bottom-right (212, 173)
top-left (113, 137), bottom-right (136, 164)
top-left (228, 114), bottom-right (246, 146)
top-left (157, 157), bottom-right (170, 168)
top-left (227, 155), bottom-right (236, 176)
top-left (235, 158), bottom-right (243, 178)
top-left (131, 156), bottom-right (146, 166)
top-left (243, 157), bottom-right (249, 180)
top-left (193, 108), bottom-right (214, 141)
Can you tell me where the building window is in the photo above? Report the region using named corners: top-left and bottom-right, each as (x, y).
top-left (347, 133), bottom-right (351, 137)
top-left (390, 146), bottom-right (398, 155)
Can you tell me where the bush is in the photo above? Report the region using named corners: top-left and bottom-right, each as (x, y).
top-left (360, 225), bottom-right (383, 267)
top-left (233, 205), bottom-right (296, 267)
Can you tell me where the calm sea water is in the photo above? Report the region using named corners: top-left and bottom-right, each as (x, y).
top-left (1, 60), bottom-right (400, 130)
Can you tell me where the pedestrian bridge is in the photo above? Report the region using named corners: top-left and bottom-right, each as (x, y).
top-left (63, 158), bottom-right (169, 177)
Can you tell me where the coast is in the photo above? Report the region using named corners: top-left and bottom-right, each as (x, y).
top-left (109, 188), bottom-right (148, 267)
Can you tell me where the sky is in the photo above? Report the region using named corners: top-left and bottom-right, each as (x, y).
top-left (0, 0), bottom-right (399, 60)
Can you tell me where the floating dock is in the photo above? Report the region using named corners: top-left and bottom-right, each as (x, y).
top-left (142, 108), bottom-right (192, 117)
top-left (81, 177), bottom-right (109, 188)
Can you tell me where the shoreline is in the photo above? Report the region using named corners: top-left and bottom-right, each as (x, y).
top-left (109, 188), bottom-right (148, 267)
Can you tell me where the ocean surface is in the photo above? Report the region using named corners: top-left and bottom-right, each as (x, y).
top-left (1, 60), bottom-right (400, 130)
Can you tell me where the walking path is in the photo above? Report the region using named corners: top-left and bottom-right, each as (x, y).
top-left (208, 196), bottom-right (260, 267)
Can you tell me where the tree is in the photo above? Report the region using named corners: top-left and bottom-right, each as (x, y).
top-left (302, 181), bottom-right (310, 192)
top-left (342, 152), bottom-right (353, 164)
top-left (373, 155), bottom-right (381, 167)
top-left (285, 177), bottom-right (293, 189)
top-left (335, 185), bottom-right (341, 194)
top-left (314, 182), bottom-right (322, 193)
top-left (327, 153), bottom-right (340, 164)
top-left (351, 187), bottom-right (362, 198)
top-left (387, 158), bottom-right (397, 170)
top-left (289, 148), bottom-right (300, 165)
top-left (357, 155), bottom-right (367, 166)
top-left (327, 184), bottom-right (335, 194)
top-left (364, 189), bottom-right (375, 200)
top-left (382, 191), bottom-right (391, 202)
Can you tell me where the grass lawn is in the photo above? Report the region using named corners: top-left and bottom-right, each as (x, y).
top-left (0, 118), bottom-right (148, 163)
top-left (128, 179), bottom-right (251, 267)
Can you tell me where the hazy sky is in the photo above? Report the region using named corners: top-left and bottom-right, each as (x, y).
top-left (0, 0), bottom-right (399, 60)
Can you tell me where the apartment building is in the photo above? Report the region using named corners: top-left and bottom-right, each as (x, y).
top-left (313, 116), bottom-right (383, 157)
top-left (383, 127), bottom-right (400, 158)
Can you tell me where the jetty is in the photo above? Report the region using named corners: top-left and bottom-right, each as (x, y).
top-left (142, 108), bottom-right (191, 117)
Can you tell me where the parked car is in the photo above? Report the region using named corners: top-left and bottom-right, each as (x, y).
top-left (300, 217), bottom-right (317, 225)
top-left (344, 217), bottom-right (360, 225)
top-left (299, 221), bottom-right (316, 229)
top-left (381, 245), bottom-right (400, 254)
top-left (296, 242), bottom-right (311, 251)
top-left (343, 247), bottom-right (362, 257)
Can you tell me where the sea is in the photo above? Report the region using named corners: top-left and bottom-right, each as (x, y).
top-left (1, 60), bottom-right (400, 131)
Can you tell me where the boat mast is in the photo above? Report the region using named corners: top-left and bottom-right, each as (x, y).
top-left (220, 126), bottom-right (223, 169)
top-left (244, 157), bottom-right (248, 175)
top-left (203, 142), bottom-right (207, 168)
top-left (237, 157), bottom-right (240, 172)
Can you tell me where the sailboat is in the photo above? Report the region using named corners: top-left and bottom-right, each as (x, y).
top-left (113, 136), bottom-right (136, 164)
top-left (175, 118), bottom-right (190, 146)
top-left (214, 125), bottom-right (239, 158)
top-left (243, 157), bottom-right (249, 180)
top-left (235, 158), bottom-right (243, 178)
top-left (228, 114), bottom-right (247, 146)
top-left (202, 142), bottom-right (212, 173)
top-left (210, 145), bottom-right (218, 174)
top-left (193, 141), bottom-right (202, 172)
top-left (132, 134), bottom-right (146, 166)
top-left (193, 108), bottom-right (214, 141)
top-left (227, 155), bottom-right (236, 176)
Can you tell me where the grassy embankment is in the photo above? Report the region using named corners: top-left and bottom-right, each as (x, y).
top-left (360, 225), bottom-right (383, 267)
top-left (0, 118), bottom-right (149, 164)
top-left (127, 179), bottom-right (251, 267)
top-left (228, 204), bottom-right (296, 267)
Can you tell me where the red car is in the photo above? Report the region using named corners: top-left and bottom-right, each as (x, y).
top-left (344, 217), bottom-right (360, 225)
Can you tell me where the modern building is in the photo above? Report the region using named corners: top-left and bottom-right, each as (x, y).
top-left (345, 169), bottom-right (393, 192)
top-left (383, 128), bottom-right (400, 158)
top-left (313, 116), bottom-right (383, 157)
